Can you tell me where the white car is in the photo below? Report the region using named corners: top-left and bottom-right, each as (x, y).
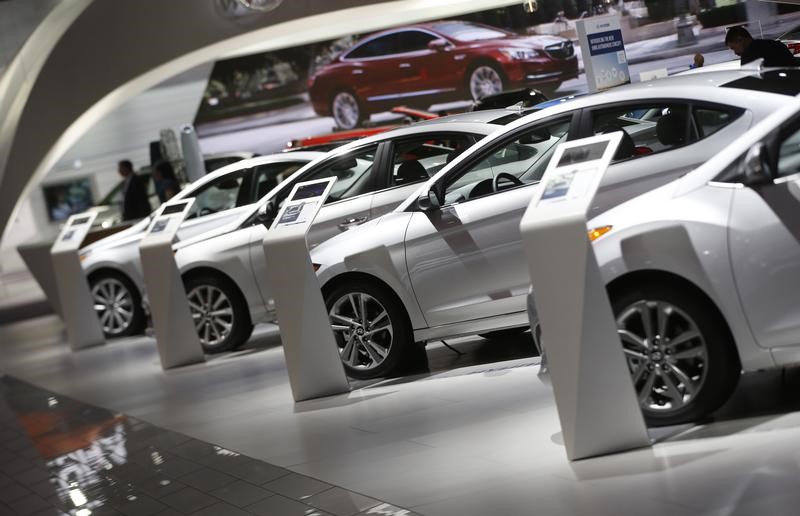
top-left (530, 87), bottom-right (800, 426)
top-left (80, 152), bottom-right (323, 338)
top-left (311, 68), bottom-right (800, 380)
top-left (169, 113), bottom-right (508, 353)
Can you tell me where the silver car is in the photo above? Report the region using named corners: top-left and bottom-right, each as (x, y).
top-left (529, 81), bottom-right (800, 426)
top-left (169, 113), bottom-right (509, 353)
top-left (80, 152), bottom-right (323, 338)
top-left (312, 68), bottom-right (800, 380)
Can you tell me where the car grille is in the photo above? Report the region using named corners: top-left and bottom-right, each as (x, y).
top-left (545, 41), bottom-right (575, 59)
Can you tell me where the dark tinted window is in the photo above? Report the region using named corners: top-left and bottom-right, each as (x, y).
top-left (589, 103), bottom-right (694, 161)
top-left (346, 31), bottom-right (436, 58)
top-left (693, 106), bottom-right (744, 138)
top-left (721, 70), bottom-right (800, 96)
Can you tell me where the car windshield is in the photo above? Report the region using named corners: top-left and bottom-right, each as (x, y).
top-left (721, 70), bottom-right (800, 96)
top-left (430, 22), bottom-right (509, 41)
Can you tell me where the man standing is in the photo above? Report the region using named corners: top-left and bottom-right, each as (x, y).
top-left (725, 26), bottom-right (797, 67)
top-left (118, 160), bottom-right (151, 221)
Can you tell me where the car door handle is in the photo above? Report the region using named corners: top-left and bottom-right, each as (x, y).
top-left (352, 69), bottom-right (364, 75)
top-left (398, 63), bottom-right (411, 68)
top-left (338, 216), bottom-right (368, 231)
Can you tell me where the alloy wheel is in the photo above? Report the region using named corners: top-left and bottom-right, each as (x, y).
top-left (616, 300), bottom-right (708, 414)
top-left (332, 91), bottom-right (360, 129)
top-left (329, 292), bottom-right (394, 371)
top-left (469, 65), bottom-right (503, 100)
top-left (187, 285), bottom-right (234, 349)
top-left (92, 278), bottom-right (135, 336)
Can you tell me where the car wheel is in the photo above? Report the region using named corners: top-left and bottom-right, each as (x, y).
top-left (184, 273), bottom-right (253, 354)
top-left (612, 283), bottom-right (740, 426)
top-left (90, 271), bottom-right (146, 338)
top-left (468, 63), bottom-right (504, 101)
top-left (330, 90), bottom-right (364, 130)
top-left (479, 327), bottom-right (530, 341)
top-left (325, 279), bottom-right (414, 380)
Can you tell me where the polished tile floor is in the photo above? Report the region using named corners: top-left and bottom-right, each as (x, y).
top-left (0, 375), bottom-right (416, 516)
top-left (5, 315), bottom-right (800, 515)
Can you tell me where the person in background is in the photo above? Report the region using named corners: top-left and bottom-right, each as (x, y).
top-left (153, 160), bottom-right (181, 203)
top-left (690, 53), bottom-right (704, 69)
top-left (118, 159), bottom-right (151, 221)
top-left (725, 26), bottom-right (796, 67)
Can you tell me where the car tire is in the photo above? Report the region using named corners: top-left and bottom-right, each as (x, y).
top-left (479, 327), bottom-right (530, 341)
top-left (325, 279), bottom-right (415, 380)
top-left (90, 270), bottom-right (146, 338)
top-left (611, 282), bottom-right (740, 427)
top-left (467, 62), bottom-right (505, 101)
top-left (184, 273), bottom-right (253, 354)
top-left (330, 89), bottom-right (365, 130)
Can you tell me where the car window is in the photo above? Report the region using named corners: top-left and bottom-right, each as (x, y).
top-left (251, 162), bottom-right (306, 203)
top-left (298, 145), bottom-right (379, 203)
top-left (386, 30), bottom-right (437, 53)
top-left (443, 119), bottom-right (571, 204)
top-left (346, 35), bottom-right (395, 59)
top-left (778, 125), bottom-right (800, 178)
top-left (186, 170), bottom-right (248, 219)
top-left (693, 106), bottom-right (743, 139)
top-left (589, 103), bottom-right (694, 162)
top-left (390, 135), bottom-right (474, 187)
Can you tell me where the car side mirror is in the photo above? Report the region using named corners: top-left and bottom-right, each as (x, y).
top-left (427, 38), bottom-right (450, 51)
top-left (742, 142), bottom-right (773, 186)
top-left (256, 200), bottom-right (277, 227)
top-left (417, 189), bottom-right (441, 212)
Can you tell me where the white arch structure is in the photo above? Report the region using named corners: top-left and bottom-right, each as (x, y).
top-left (0, 0), bottom-right (516, 242)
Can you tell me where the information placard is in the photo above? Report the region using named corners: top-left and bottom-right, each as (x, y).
top-left (139, 199), bottom-right (206, 370)
top-left (263, 177), bottom-right (350, 402)
top-left (50, 211), bottom-right (105, 350)
top-left (520, 133), bottom-right (651, 460)
top-left (576, 15), bottom-right (630, 93)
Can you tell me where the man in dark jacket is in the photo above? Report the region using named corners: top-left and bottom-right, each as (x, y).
top-left (725, 26), bottom-right (797, 67)
top-left (118, 160), bottom-right (151, 221)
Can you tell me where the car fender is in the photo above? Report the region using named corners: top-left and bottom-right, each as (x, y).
top-left (594, 188), bottom-right (772, 371)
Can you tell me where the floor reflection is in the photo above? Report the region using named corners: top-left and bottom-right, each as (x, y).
top-left (0, 375), bottom-right (414, 515)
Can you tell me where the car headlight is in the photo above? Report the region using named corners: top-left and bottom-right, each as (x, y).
top-left (501, 47), bottom-right (539, 60)
top-left (588, 225), bottom-right (613, 241)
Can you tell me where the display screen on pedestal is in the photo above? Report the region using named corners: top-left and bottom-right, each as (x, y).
top-left (271, 177), bottom-right (336, 231)
top-left (533, 133), bottom-right (621, 213)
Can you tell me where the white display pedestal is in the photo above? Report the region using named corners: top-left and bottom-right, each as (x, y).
top-left (139, 199), bottom-right (206, 370)
top-left (50, 212), bottom-right (105, 351)
top-left (262, 178), bottom-right (350, 402)
top-left (519, 133), bottom-right (651, 461)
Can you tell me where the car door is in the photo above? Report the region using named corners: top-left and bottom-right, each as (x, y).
top-left (729, 119), bottom-right (800, 349)
top-left (369, 133), bottom-right (477, 219)
top-left (175, 169), bottom-right (252, 241)
top-left (404, 116), bottom-right (576, 327)
top-left (381, 30), bottom-right (450, 103)
top-left (581, 100), bottom-right (751, 217)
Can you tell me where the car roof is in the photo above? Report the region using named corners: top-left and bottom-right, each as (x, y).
top-left (174, 151), bottom-right (326, 199)
top-left (395, 69), bottom-right (796, 212)
top-left (173, 121), bottom-right (503, 251)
